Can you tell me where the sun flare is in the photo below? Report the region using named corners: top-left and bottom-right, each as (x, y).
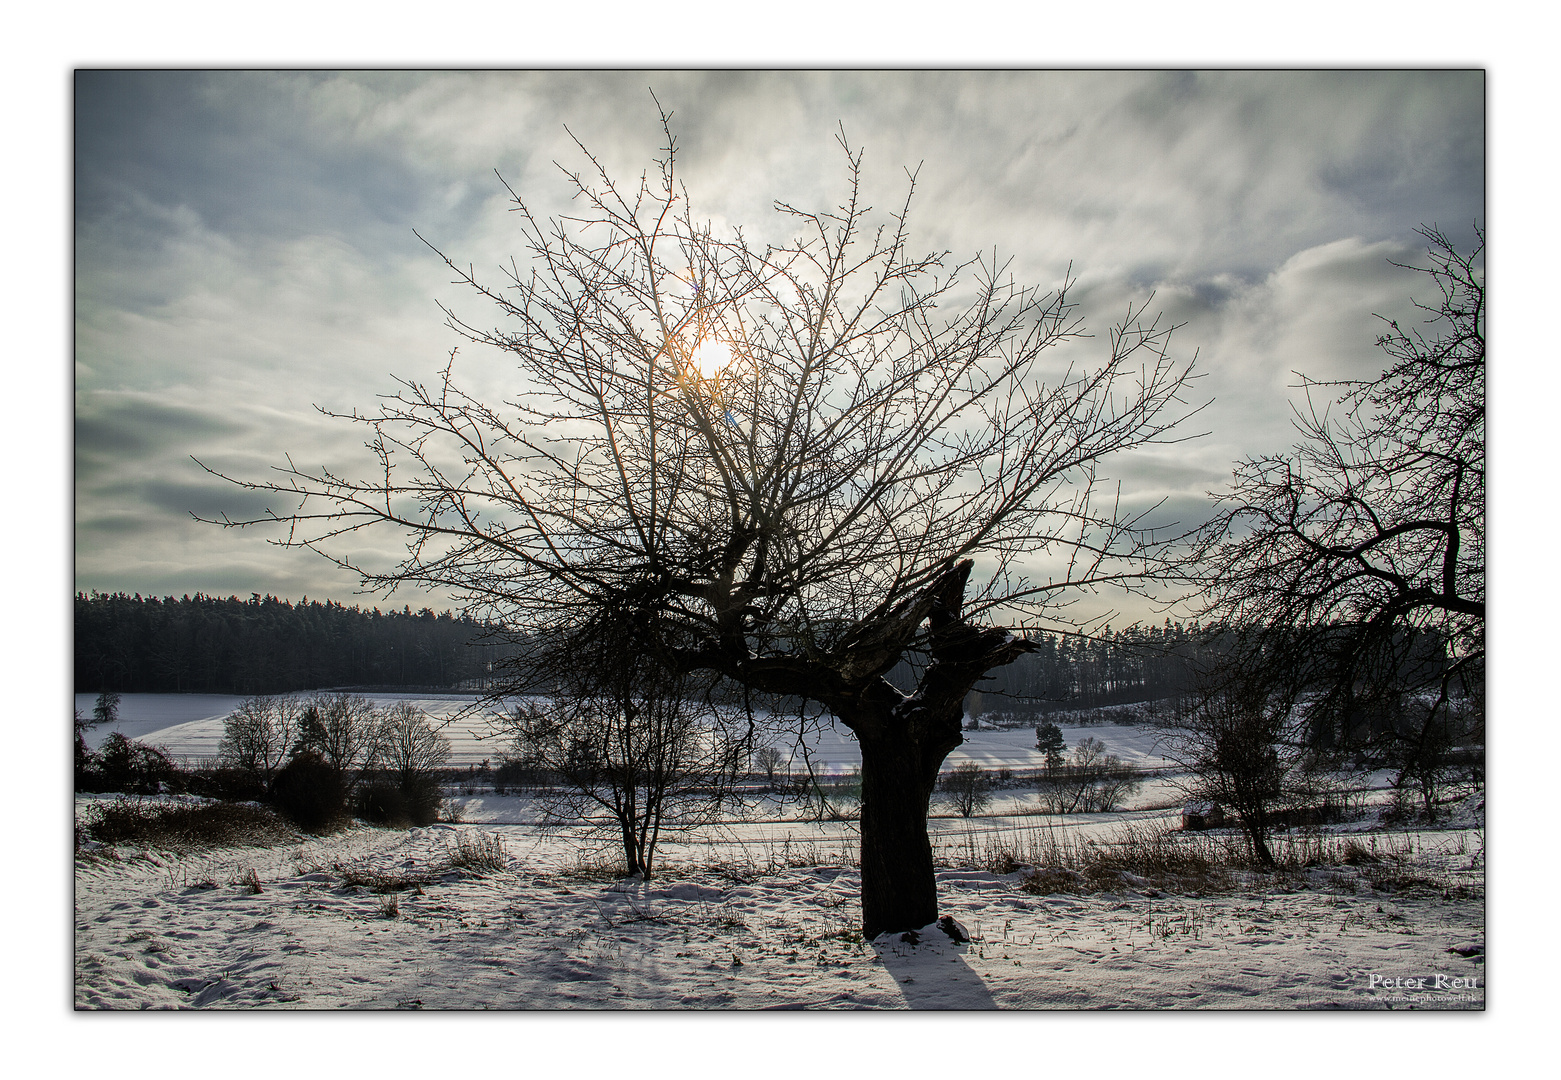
top-left (689, 337), bottom-right (733, 380)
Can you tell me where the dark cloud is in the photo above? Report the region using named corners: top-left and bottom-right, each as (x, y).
top-left (75, 394), bottom-right (236, 461)
top-left (137, 478), bottom-right (287, 523)
top-left (76, 71), bottom-right (429, 250)
top-left (1105, 453), bottom-right (1228, 498)
top-left (74, 473), bottom-right (283, 549)
top-left (74, 511), bottom-right (165, 541)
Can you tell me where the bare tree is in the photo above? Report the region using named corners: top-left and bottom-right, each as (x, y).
top-left (218, 694), bottom-right (304, 793)
top-left (1191, 226), bottom-right (1483, 820)
top-left (1152, 644), bottom-right (1306, 865)
top-left (205, 108), bottom-right (1196, 936)
top-left (295, 692), bottom-right (382, 794)
top-left (504, 618), bottom-right (747, 879)
top-left (1035, 736), bottom-right (1142, 814)
top-left (939, 763), bottom-right (992, 818)
top-left (752, 745), bottom-right (785, 788)
top-left (358, 700), bottom-right (453, 825)
top-left (376, 701), bottom-right (452, 789)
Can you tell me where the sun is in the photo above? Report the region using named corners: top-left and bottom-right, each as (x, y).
top-left (688, 336), bottom-right (733, 380)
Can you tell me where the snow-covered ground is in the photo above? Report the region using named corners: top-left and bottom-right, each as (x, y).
top-left (75, 693), bottom-right (1177, 772)
top-left (75, 793), bottom-right (1484, 1011)
top-left (72, 694), bottom-right (1488, 1015)
top-left (76, 692), bottom-right (510, 765)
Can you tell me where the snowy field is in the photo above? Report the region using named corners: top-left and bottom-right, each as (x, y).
top-left (73, 694), bottom-right (1487, 1013)
top-left (75, 793), bottom-right (1485, 1011)
top-left (75, 693), bottom-right (1177, 773)
top-left (75, 692), bottom-right (510, 766)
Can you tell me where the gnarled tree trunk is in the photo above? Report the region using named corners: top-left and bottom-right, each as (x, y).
top-left (835, 561), bottom-right (1032, 938)
top-left (852, 707), bottom-right (962, 938)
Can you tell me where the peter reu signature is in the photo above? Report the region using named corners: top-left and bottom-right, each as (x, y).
top-left (1366, 974), bottom-right (1482, 993)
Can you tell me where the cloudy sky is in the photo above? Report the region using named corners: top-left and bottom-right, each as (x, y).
top-left (74, 70), bottom-right (1484, 624)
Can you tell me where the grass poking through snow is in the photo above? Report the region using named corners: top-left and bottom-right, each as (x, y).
top-left (938, 819), bottom-right (1463, 899)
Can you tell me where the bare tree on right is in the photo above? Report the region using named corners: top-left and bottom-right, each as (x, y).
top-left (1190, 226), bottom-right (1484, 820)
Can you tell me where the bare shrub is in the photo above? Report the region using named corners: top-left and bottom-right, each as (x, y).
top-left (1034, 737), bottom-right (1142, 813)
top-left (80, 733), bottom-right (181, 795)
top-left (80, 798), bottom-right (295, 850)
top-left (490, 757), bottom-right (544, 796)
top-left (798, 767), bottom-right (862, 822)
top-left (505, 616), bottom-right (748, 879)
top-left (559, 850), bottom-right (635, 883)
top-left (447, 831), bottom-right (509, 875)
top-left (1151, 648), bottom-right (1347, 866)
top-left (333, 861), bottom-right (439, 893)
top-left (183, 765), bottom-right (268, 802)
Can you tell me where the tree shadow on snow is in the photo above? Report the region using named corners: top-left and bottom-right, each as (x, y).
top-left (872, 939), bottom-right (997, 1010)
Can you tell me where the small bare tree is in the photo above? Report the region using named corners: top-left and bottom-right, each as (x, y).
top-left (752, 745), bottom-right (785, 788)
top-left (377, 701), bottom-right (452, 788)
top-left (939, 762), bottom-right (993, 818)
top-left (218, 694), bottom-right (304, 793)
top-left (1035, 736), bottom-right (1142, 814)
top-left (504, 617), bottom-right (747, 879)
top-left (1148, 639), bottom-right (1351, 864)
top-left (205, 106), bottom-right (1195, 935)
top-left (294, 692), bottom-right (382, 794)
top-left (359, 700), bottom-right (453, 825)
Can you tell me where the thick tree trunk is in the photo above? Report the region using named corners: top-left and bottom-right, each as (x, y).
top-left (848, 562), bottom-right (1033, 937)
top-left (718, 561), bottom-right (1033, 938)
top-left (856, 728), bottom-right (949, 939)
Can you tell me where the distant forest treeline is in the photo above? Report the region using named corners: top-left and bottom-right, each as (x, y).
top-left (75, 592), bottom-right (505, 694)
top-left (953, 622), bottom-right (1201, 713)
top-left (76, 591), bottom-right (1206, 709)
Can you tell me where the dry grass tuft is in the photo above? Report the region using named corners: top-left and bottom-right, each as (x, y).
top-left (332, 861), bottom-right (442, 893)
top-left (940, 819), bottom-right (1443, 898)
top-left (447, 831), bottom-right (509, 874)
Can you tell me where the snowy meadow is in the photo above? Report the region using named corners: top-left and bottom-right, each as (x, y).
top-left (74, 695), bottom-right (1484, 1011)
